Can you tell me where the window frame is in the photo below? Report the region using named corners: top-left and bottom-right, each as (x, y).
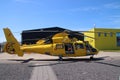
top-left (75, 43), bottom-right (84, 49)
top-left (98, 32), bottom-right (101, 37)
top-left (104, 33), bottom-right (107, 37)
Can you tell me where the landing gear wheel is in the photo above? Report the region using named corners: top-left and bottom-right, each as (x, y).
top-left (90, 56), bottom-right (94, 60)
top-left (58, 55), bottom-right (63, 61)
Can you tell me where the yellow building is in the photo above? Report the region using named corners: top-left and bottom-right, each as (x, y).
top-left (84, 28), bottom-right (120, 50)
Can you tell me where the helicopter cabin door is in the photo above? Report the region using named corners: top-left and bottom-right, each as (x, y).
top-left (64, 43), bottom-right (74, 54)
top-left (74, 43), bottom-right (86, 56)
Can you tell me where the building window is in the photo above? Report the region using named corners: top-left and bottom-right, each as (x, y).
top-left (110, 32), bottom-right (113, 37)
top-left (98, 32), bottom-right (101, 37)
top-left (104, 33), bottom-right (107, 37)
top-left (116, 32), bottom-right (120, 46)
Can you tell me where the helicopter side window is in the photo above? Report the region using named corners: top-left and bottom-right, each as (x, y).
top-left (56, 44), bottom-right (64, 49)
top-left (85, 44), bottom-right (97, 52)
top-left (85, 44), bottom-right (93, 49)
top-left (75, 43), bottom-right (84, 49)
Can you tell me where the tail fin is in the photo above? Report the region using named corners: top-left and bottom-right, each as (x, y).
top-left (3, 28), bottom-right (23, 57)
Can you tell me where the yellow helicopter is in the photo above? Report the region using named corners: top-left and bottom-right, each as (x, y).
top-left (3, 28), bottom-right (98, 60)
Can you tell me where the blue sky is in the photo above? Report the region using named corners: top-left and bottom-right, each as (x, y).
top-left (0, 0), bottom-right (120, 42)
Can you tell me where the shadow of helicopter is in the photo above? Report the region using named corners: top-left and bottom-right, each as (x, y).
top-left (94, 61), bottom-right (120, 68)
top-left (7, 56), bottom-right (120, 68)
top-left (27, 57), bottom-right (120, 68)
top-left (8, 56), bottom-right (107, 64)
top-left (27, 57), bottom-right (112, 67)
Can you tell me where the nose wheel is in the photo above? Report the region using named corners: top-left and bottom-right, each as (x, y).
top-left (58, 55), bottom-right (63, 61)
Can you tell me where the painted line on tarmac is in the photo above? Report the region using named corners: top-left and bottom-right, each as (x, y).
top-left (30, 64), bottom-right (57, 80)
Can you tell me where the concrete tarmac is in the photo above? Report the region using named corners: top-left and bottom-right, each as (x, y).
top-left (0, 52), bottom-right (120, 80)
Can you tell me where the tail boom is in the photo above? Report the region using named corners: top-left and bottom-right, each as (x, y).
top-left (3, 28), bottom-right (23, 56)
